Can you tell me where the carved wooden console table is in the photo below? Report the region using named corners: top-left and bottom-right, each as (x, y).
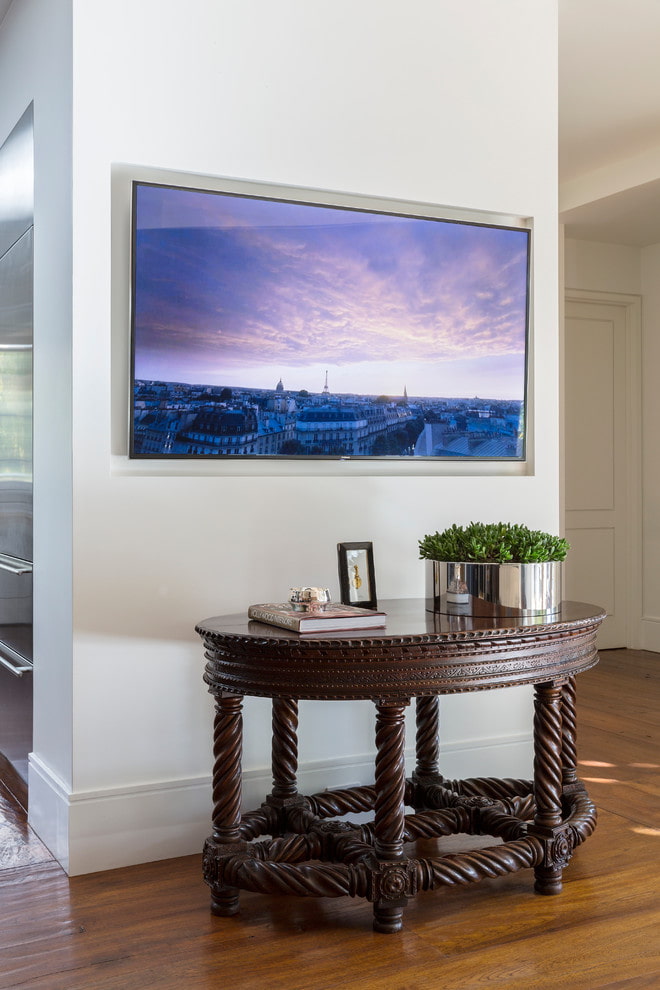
top-left (195, 599), bottom-right (605, 933)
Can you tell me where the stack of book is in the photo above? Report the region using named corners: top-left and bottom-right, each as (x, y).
top-left (247, 602), bottom-right (386, 633)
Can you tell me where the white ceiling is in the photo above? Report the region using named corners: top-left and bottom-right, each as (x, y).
top-left (0, 1), bottom-right (656, 244)
top-left (559, 0), bottom-right (660, 245)
top-left (559, 175), bottom-right (660, 246)
top-left (559, 0), bottom-right (660, 182)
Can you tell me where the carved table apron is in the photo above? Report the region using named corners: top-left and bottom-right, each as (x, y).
top-left (196, 599), bottom-right (605, 933)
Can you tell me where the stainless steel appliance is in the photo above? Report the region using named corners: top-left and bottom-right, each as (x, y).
top-left (0, 105), bottom-right (33, 806)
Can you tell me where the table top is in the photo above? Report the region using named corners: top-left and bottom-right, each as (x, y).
top-left (197, 599), bottom-right (606, 701)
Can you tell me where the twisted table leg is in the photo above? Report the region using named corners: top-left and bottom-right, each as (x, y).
top-left (561, 677), bottom-right (578, 790)
top-left (208, 692), bottom-right (244, 916)
top-left (415, 695), bottom-right (441, 778)
top-left (372, 699), bottom-right (411, 933)
top-left (531, 682), bottom-right (565, 895)
top-left (270, 697), bottom-right (299, 803)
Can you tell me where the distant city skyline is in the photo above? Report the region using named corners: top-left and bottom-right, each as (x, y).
top-left (132, 377), bottom-right (524, 459)
top-left (136, 370), bottom-right (523, 403)
top-left (132, 183), bottom-right (529, 400)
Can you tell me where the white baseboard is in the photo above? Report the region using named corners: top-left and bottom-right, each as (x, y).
top-left (29, 752), bottom-right (213, 876)
top-left (641, 616), bottom-right (660, 653)
top-left (28, 732), bottom-right (532, 877)
top-left (28, 754), bottom-right (71, 872)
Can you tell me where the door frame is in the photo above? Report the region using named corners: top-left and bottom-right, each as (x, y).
top-left (561, 288), bottom-right (643, 649)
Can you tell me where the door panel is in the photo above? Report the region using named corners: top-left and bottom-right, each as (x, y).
top-left (564, 300), bottom-right (628, 648)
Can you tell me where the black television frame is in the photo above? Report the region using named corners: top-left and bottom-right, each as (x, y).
top-left (129, 177), bottom-right (532, 462)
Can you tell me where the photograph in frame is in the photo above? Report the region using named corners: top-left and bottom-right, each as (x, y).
top-left (337, 542), bottom-right (377, 609)
top-left (130, 179), bottom-right (531, 461)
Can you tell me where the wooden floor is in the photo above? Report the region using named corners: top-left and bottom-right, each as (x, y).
top-left (0, 649), bottom-right (657, 989)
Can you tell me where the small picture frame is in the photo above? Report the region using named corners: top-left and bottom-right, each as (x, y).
top-left (337, 542), bottom-right (377, 609)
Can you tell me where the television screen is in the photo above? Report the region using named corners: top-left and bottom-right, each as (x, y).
top-left (129, 180), bottom-right (530, 460)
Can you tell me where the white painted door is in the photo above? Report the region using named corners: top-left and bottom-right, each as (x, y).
top-left (563, 297), bottom-right (635, 648)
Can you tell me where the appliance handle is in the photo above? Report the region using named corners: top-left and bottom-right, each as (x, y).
top-left (0, 553), bottom-right (32, 575)
top-left (0, 644), bottom-right (33, 677)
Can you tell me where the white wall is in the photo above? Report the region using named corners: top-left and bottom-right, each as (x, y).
top-left (6, 0), bottom-right (561, 874)
top-left (564, 238), bottom-right (641, 295)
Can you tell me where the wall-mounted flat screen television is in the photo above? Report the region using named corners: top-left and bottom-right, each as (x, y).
top-left (129, 179), bottom-right (531, 460)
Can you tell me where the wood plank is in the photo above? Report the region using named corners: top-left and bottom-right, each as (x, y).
top-left (578, 677), bottom-right (658, 725)
top-left (0, 785), bottom-right (54, 869)
top-left (577, 721), bottom-right (659, 772)
top-left (0, 647), bottom-right (658, 989)
top-left (1, 817), bottom-right (658, 990)
top-left (597, 648), bottom-right (658, 673)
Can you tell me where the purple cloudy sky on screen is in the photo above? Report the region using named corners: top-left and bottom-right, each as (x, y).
top-left (133, 184), bottom-right (529, 398)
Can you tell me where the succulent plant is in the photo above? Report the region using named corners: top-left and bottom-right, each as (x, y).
top-left (418, 521), bottom-right (570, 564)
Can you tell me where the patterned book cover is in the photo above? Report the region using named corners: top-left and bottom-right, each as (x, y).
top-left (247, 602), bottom-right (386, 633)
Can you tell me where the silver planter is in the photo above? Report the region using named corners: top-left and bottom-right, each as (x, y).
top-left (426, 560), bottom-right (562, 617)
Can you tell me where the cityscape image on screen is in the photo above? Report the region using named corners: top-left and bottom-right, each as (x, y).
top-left (129, 180), bottom-right (530, 459)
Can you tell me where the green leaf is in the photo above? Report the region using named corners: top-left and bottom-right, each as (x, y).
top-left (418, 521), bottom-right (570, 563)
